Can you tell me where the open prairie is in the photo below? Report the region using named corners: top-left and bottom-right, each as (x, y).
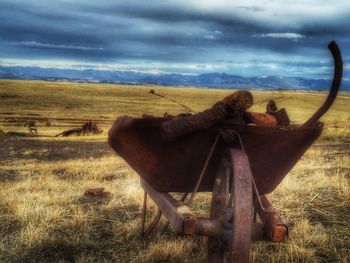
top-left (0, 79), bottom-right (349, 263)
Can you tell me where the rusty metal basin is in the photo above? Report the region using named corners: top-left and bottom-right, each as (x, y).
top-left (108, 117), bottom-right (322, 194)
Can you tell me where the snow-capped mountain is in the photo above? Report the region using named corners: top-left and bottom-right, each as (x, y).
top-left (0, 65), bottom-right (348, 91)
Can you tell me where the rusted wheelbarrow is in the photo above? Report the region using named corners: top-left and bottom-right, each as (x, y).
top-left (108, 41), bottom-right (342, 263)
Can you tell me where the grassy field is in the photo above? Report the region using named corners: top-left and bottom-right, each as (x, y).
top-left (0, 79), bottom-right (349, 262)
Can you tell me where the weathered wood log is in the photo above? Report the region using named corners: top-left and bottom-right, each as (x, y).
top-left (222, 90), bottom-right (253, 112)
top-left (266, 100), bottom-right (278, 113)
top-left (161, 90), bottom-right (253, 141)
top-left (161, 102), bottom-right (228, 141)
top-left (266, 100), bottom-right (290, 126)
top-left (55, 128), bottom-right (83, 137)
top-left (271, 108), bottom-right (290, 126)
top-left (6, 131), bottom-right (40, 137)
top-left (244, 112), bottom-right (277, 126)
top-left (55, 121), bottom-right (103, 137)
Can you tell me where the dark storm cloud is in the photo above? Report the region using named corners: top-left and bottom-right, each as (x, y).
top-left (0, 0), bottom-right (349, 78)
top-left (16, 41), bottom-right (104, 51)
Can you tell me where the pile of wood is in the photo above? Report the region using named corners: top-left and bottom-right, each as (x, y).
top-left (161, 90), bottom-right (290, 141)
top-left (55, 121), bottom-right (103, 137)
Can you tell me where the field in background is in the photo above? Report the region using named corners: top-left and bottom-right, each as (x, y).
top-left (0, 79), bottom-right (349, 262)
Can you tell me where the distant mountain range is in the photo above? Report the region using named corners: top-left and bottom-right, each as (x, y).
top-left (0, 65), bottom-right (349, 91)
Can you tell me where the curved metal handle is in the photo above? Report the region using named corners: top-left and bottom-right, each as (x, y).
top-left (302, 41), bottom-right (343, 127)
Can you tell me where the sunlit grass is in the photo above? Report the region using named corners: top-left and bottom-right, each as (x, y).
top-left (0, 79), bottom-right (349, 262)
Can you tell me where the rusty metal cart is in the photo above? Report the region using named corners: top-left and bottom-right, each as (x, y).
top-left (108, 41), bottom-right (342, 263)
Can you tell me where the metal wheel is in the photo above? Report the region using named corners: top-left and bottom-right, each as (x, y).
top-left (207, 149), bottom-right (253, 263)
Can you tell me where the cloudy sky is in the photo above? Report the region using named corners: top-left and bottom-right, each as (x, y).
top-left (0, 0), bottom-right (349, 78)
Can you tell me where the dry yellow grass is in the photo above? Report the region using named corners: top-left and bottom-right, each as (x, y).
top-left (0, 79), bottom-right (349, 262)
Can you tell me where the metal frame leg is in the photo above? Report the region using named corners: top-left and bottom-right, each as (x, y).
top-left (141, 190), bottom-right (163, 238)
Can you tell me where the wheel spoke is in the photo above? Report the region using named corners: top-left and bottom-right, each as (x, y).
top-left (208, 156), bottom-right (230, 263)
